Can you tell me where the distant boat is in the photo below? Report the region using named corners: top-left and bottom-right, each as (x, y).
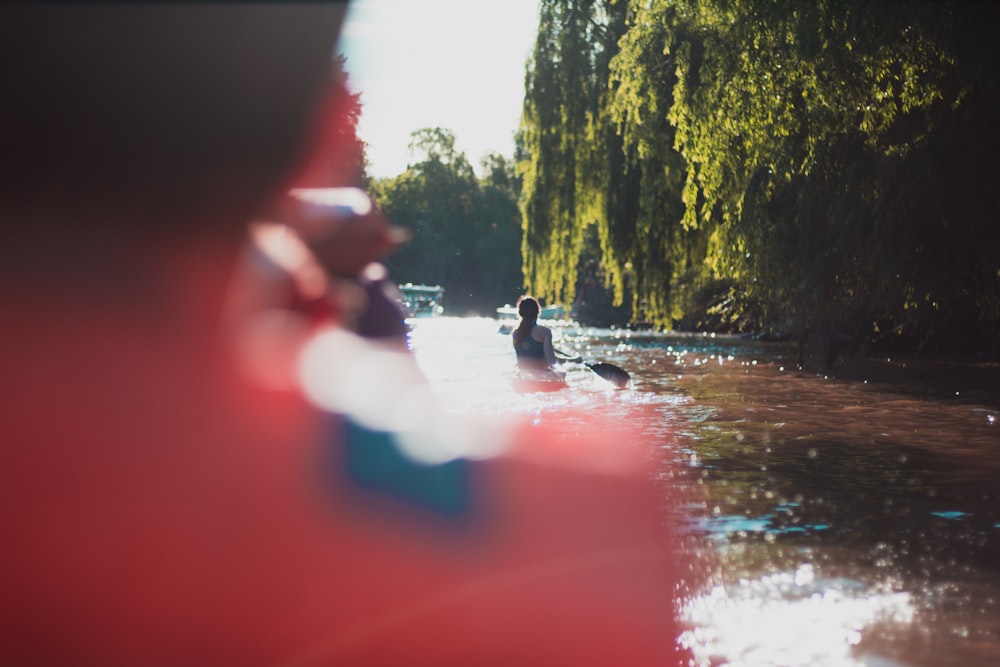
top-left (398, 283), bottom-right (445, 318)
top-left (496, 303), bottom-right (566, 321)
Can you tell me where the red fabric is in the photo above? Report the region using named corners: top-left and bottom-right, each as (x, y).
top-left (0, 274), bottom-right (688, 667)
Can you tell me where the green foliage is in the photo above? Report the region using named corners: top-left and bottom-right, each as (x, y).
top-left (517, 0), bottom-right (1000, 358)
top-left (374, 129), bottom-right (524, 315)
top-left (517, 0), bottom-right (612, 306)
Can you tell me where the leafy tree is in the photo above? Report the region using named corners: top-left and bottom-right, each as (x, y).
top-left (518, 0), bottom-right (608, 307)
top-left (374, 129), bottom-right (523, 315)
top-left (519, 0), bottom-right (1000, 359)
top-left (515, 0), bottom-right (708, 328)
top-left (476, 153), bottom-right (527, 309)
top-left (608, 0), bottom-right (706, 329)
top-left (661, 0), bottom-right (999, 361)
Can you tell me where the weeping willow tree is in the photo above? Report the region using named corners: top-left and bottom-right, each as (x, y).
top-left (520, 0), bottom-right (1000, 355)
top-left (518, 0), bottom-right (628, 308)
top-left (518, 0), bottom-right (693, 327)
top-left (663, 0), bottom-right (966, 359)
top-left (608, 0), bottom-right (707, 328)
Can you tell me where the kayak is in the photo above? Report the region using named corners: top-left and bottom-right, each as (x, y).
top-left (512, 369), bottom-right (568, 393)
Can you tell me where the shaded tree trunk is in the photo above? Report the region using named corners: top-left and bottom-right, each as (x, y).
top-left (796, 307), bottom-right (807, 370)
top-left (824, 312), bottom-right (840, 372)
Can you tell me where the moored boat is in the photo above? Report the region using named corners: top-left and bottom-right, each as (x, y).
top-left (398, 283), bottom-right (445, 318)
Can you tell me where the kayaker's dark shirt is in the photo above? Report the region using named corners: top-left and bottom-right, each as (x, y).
top-left (514, 335), bottom-right (545, 358)
top-left (513, 329), bottom-right (547, 369)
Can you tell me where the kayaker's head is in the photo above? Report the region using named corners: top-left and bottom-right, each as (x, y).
top-left (512, 296), bottom-right (541, 346)
top-left (517, 296), bottom-right (540, 321)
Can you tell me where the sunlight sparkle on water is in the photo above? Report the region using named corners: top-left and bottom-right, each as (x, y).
top-left (406, 317), bottom-right (636, 413)
top-left (681, 565), bottom-right (915, 667)
top-left (297, 326), bottom-right (512, 464)
top-left (299, 317), bottom-right (669, 466)
top-left (293, 317), bottom-right (1000, 664)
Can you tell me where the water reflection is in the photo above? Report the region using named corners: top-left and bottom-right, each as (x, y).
top-left (641, 334), bottom-right (1000, 666)
top-left (406, 319), bottom-right (1000, 666)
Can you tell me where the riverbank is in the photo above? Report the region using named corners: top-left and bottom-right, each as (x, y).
top-left (795, 342), bottom-right (1000, 407)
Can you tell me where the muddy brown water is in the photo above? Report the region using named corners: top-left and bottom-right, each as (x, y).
top-left (408, 319), bottom-right (1000, 666)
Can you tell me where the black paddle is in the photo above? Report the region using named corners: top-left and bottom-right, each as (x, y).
top-left (555, 349), bottom-right (631, 388)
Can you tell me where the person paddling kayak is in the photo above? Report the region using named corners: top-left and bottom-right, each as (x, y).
top-left (512, 296), bottom-right (557, 370)
top-left (512, 296), bottom-right (632, 390)
top-left (511, 296), bottom-right (581, 391)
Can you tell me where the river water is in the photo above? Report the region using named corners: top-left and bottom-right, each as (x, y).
top-left (404, 316), bottom-right (1000, 666)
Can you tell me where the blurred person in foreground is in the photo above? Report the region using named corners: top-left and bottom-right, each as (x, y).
top-left (0, 4), bottom-right (690, 666)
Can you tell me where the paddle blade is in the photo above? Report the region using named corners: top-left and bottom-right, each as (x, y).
top-left (587, 362), bottom-right (631, 388)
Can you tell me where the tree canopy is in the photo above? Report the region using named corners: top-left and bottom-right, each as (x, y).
top-left (517, 0), bottom-right (1000, 359)
top-left (373, 128), bottom-right (524, 315)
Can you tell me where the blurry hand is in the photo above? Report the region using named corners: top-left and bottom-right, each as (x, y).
top-left (275, 187), bottom-right (409, 278)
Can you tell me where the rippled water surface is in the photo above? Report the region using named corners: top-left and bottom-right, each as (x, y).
top-left (406, 317), bottom-right (1000, 666)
